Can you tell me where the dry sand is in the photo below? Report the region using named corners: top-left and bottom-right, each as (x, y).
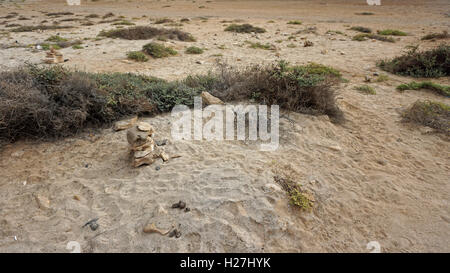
top-left (0, 0), bottom-right (449, 252)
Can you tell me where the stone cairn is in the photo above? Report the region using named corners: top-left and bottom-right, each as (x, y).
top-left (43, 48), bottom-right (64, 64)
top-left (126, 122), bottom-right (169, 167)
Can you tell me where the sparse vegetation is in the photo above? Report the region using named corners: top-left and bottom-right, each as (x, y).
top-left (99, 26), bottom-right (195, 41)
top-left (224, 23), bottom-right (266, 33)
top-left (274, 176), bottom-right (314, 211)
top-left (355, 85), bottom-right (376, 95)
top-left (142, 42), bottom-right (177, 58)
top-left (154, 18), bottom-right (173, 24)
top-left (0, 61), bottom-right (344, 142)
top-left (350, 26), bottom-right (372, 33)
top-left (378, 44), bottom-right (450, 77)
top-left (353, 33), bottom-right (395, 42)
top-left (396, 81), bottom-right (450, 97)
top-left (46, 35), bottom-right (68, 42)
top-left (247, 41), bottom-right (275, 50)
top-left (112, 20), bottom-right (135, 26)
top-left (355, 12), bottom-right (374, 15)
top-left (375, 74), bottom-right (390, 83)
top-left (422, 31), bottom-right (449, 40)
top-left (45, 12), bottom-right (74, 16)
top-left (11, 25), bottom-right (73, 32)
top-left (377, 29), bottom-right (407, 36)
top-left (72, 44), bottom-right (83, 50)
top-left (287, 20), bottom-right (302, 25)
top-left (402, 100), bottom-right (449, 134)
top-left (185, 46), bottom-right (204, 54)
top-left (127, 51), bottom-right (149, 62)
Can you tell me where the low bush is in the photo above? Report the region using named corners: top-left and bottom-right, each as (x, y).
top-left (377, 29), bottom-right (407, 36)
top-left (142, 42), bottom-right (177, 58)
top-left (355, 85), bottom-right (376, 95)
top-left (396, 81), bottom-right (450, 97)
top-left (0, 61), bottom-right (343, 142)
top-left (402, 100), bottom-right (449, 134)
top-left (99, 26), bottom-right (195, 41)
top-left (378, 44), bottom-right (450, 77)
top-left (422, 31), bottom-right (449, 40)
top-left (127, 51), bottom-right (149, 62)
top-left (185, 46), bottom-right (204, 54)
top-left (224, 24), bottom-right (266, 33)
top-left (350, 26), bottom-right (372, 33)
top-left (353, 33), bottom-right (395, 42)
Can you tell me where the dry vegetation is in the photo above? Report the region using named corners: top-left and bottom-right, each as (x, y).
top-left (378, 44), bottom-right (450, 77)
top-left (99, 26), bottom-right (195, 41)
top-left (402, 100), bottom-right (450, 134)
top-left (0, 61), bottom-right (343, 142)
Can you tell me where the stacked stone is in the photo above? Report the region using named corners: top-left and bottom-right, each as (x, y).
top-left (127, 122), bottom-right (157, 167)
top-left (44, 48), bottom-right (64, 64)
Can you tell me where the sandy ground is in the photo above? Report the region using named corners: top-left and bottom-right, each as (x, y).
top-left (0, 0), bottom-right (449, 252)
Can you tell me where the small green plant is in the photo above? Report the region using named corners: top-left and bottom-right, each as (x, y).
top-left (377, 29), bottom-right (407, 36)
top-left (350, 26), bottom-right (372, 33)
top-left (287, 20), bottom-right (302, 25)
top-left (127, 51), bottom-right (148, 62)
top-left (247, 41), bottom-right (274, 50)
top-left (274, 176), bottom-right (314, 211)
top-left (355, 85), bottom-right (376, 95)
top-left (353, 33), bottom-right (395, 42)
top-left (142, 42), bottom-right (177, 58)
top-left (402, 100), bottom-right (449, 134)
top-left (224, 23), bottom-right (266, 33)
top-left (72, 44), bottom-right (83, 50)
top-left (287, 43), bottom-right (296, 48)
top-left (45, 35), bottom-right (67, 42)
top-left (185, 46), bottom-right (204, 54)
top-left (375, 74), bottom-right (390, 83)
top-left (396, 81), bottom-right (450, 97)
top-left (41, 43), bottom-right (61, 50)
top-left (326, 30), bottom-right (344, 35)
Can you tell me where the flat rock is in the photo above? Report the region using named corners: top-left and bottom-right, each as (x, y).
top-left (113, 116), bottom-right (138, 131)
top-left (201, 91), bottom-right (224, 105)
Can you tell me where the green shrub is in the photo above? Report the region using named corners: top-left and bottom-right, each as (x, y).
top-left (142, 42), bottom-right (177, 58)
top-left (402, 100), bottom-right (449, 134)
top-left (224, 23), bottom-right (266, 33)
top-left (355, 85), bottom-right (376, 95)
top-left (247, 41), bottom-right (275, 50)
top-left (46, 35), bottom-right (68, 42)
top-left (72, 44), bottom-right (83, 50)
top-left (378, 44), bottom-right (450, 77)
top-left (185, 46), bottom-right (204, 54)
top-left (350, 26), bottom-right (372, 33)
top-left (377, 29), bottom-right (407, 36)
top-left (127, 51), bottom-right (149, 62)
top-left (353, 33), bottom-right (395, 42)
top-left (274, 176), bottom-right (314, 211)
top-left (396, 81), bottom-right (450, 97)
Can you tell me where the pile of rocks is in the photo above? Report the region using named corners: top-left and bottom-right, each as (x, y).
top-left (43, 48), bottom-right (64, 64)
top-left (126, 122), bottom-right (169, 167)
